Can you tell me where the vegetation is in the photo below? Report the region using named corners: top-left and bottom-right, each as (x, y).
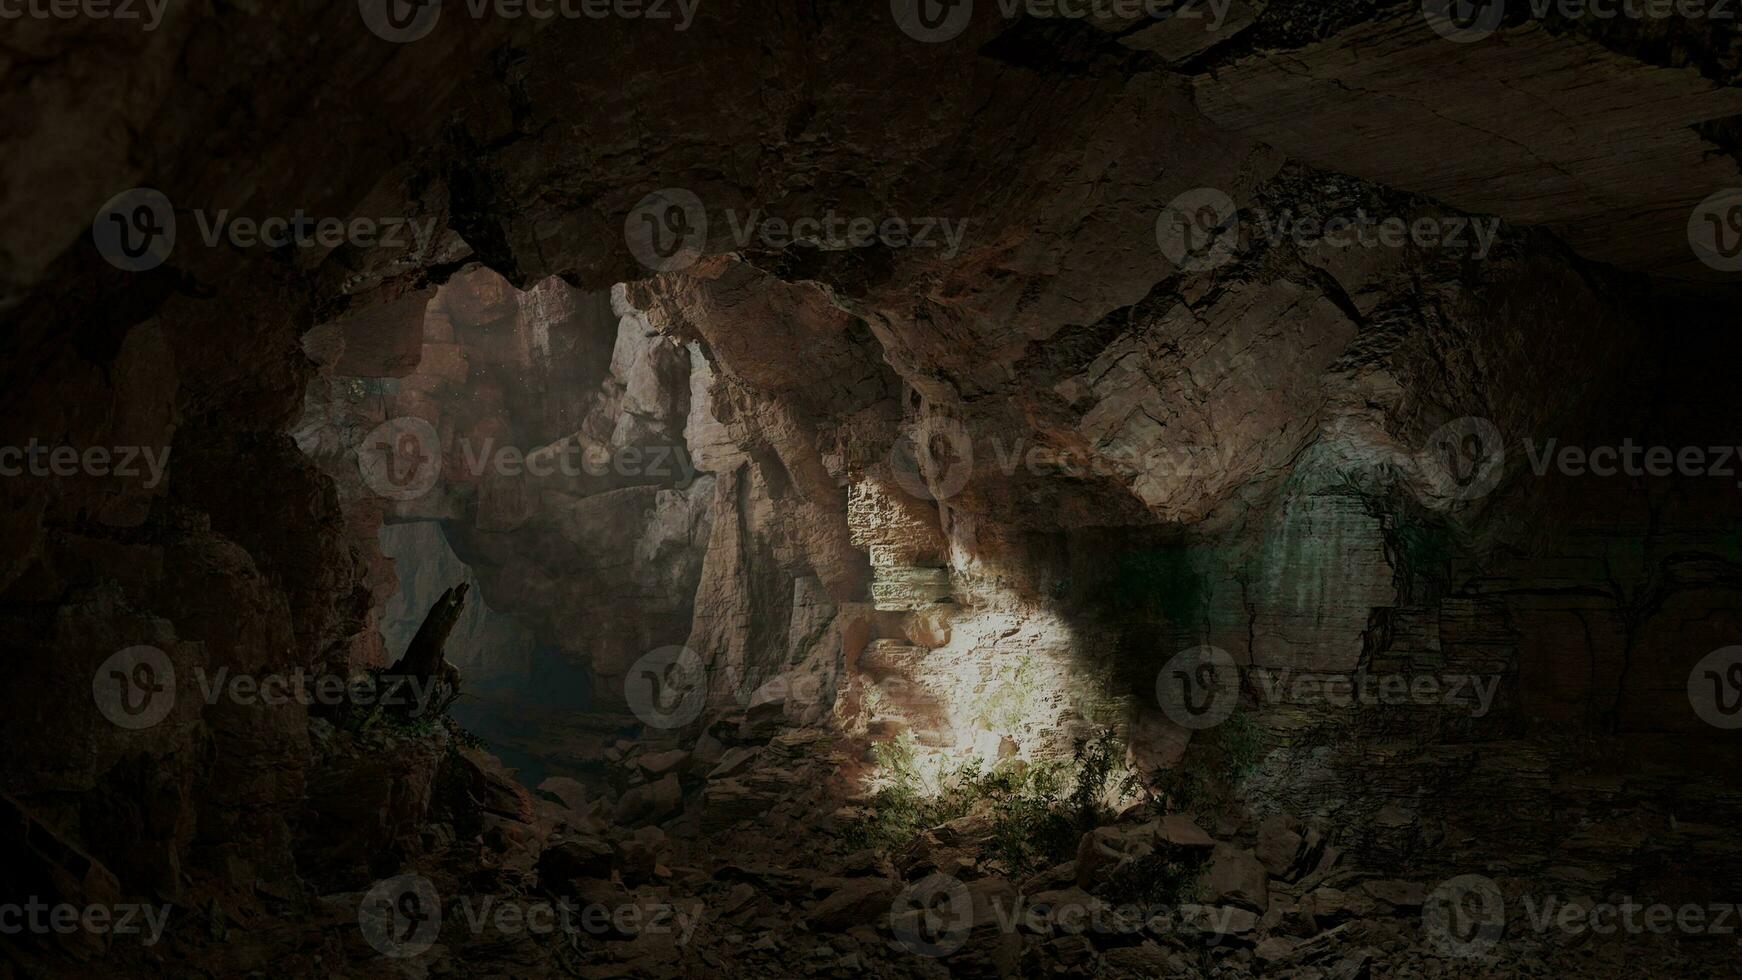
top-left (849, 728), bottom-right (1140, 876)
top-left (338, 666), bottom-right (479, 747)
top-left (1150, 708), bottom-right (1265, 811)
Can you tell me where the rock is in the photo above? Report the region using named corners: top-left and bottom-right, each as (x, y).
top-left (1041, 934), bottom-right (1096, 968)
top-left (1205, 845), bottom-right (1269, 912)
top-left (1255, 935), bottom-right (1298, 963)
top-left (691, 733), bottom-right (725, 767)
top-left (537, 776), bottom-right (589, 813)
top-left (1024, 861), bottom-right (1078, 893)
top-left (1076, 825), bottom-right (1153, 890)
top-left (637, 749), bottom-right (690, 776)
top-left (1305, 887), bottom-right (1375, 928)
top-left (839, 850), bottom-right (889, 877)
top-left (805, 877), bottom-right (896, 931)
top-left (1025, 887), bottom-right (1103, 936)
top-left (1297, 844), bottom-right (1344, 892)
top-left (708, 746), bottom-right (760, 780)
top-left (614, 774), bottom-right (683, 826)
top-left (935, 810), bottom-right (993, 847)
top-left (902, 607), bottom-right (953, 648)
top-left (1328, 949), bottom-right (1374, 979)
top-left (1360, 879), bottom-right (1427, 911)
top-left (741, 685), bottom-right (789, 739)
top-left (301, 729), bottom-right (445, 880)
top-left (617, 826), bottom-right (667, 883)
top-left (700, 778), bottom-right (764, 826)
top-left (1180, 904), bottom-right (1258, 940)
top-left (1101, 941), bottom-right (1171, 974)
top-left (446, 746), bottom-right (536, 823)
top-left (537, 834), bottom-right (616, 886)
top-left (1155, 813), bottom-right (1216, 849)
top-left (1256, 813), bottom-right (1306, 878)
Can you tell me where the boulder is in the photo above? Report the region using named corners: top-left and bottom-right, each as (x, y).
top-left (636, 749), bottom-right (690, 776)
top-left (1155, 813), bottom-right (1216, 849)
top-left (1075, 825), bottom-right (1153, 890)
top-left (537, 834), bottom-right (615, 886)
top-left (1205, 844), bottom-right (1269, 911)
top-left (1255, 813), bottom-right (1306, 878)
top-left (614, 774), bottom-right (683, 826)
top-left (805, 877), bottom-right (897, 930)
top-left (1361, 878), bottom-right (1427, 911)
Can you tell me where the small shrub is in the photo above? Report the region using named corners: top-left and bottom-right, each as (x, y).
top-left (1218, 709), bottom-right (1264, 781)
top-left (849, 728), bottom-right (1141, 876)
top-left (1101, 841), bottom-right (1208, 906)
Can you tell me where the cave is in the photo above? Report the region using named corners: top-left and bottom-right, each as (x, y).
top-left (4, 3), bottom-right (1742, 978)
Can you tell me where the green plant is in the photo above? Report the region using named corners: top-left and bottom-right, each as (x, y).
top-left (339, 667), bottom-right (474, 742)
top-left (1217, 709), bottom-right (1264, 781)
top-left (1102, 841), bottom-right (1208, 905)
top-left (848, 728), bottom-right (1142, 877)
top-left (1148, 708), bottom-right (1266, 810)
top-left (847, 733), bottom-right (980, 852)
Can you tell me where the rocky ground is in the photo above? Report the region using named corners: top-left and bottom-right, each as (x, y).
top-left (25, 705), bottom-right (1727, 980)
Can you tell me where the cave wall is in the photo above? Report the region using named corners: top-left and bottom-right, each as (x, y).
top-left (1, 5), bottom-right (1740, 969)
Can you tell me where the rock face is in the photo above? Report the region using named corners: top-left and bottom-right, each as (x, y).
top-left (1192, 15), bottom-right (1742, 282)
top-left (2, 3), bottom-right (1741, 978)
